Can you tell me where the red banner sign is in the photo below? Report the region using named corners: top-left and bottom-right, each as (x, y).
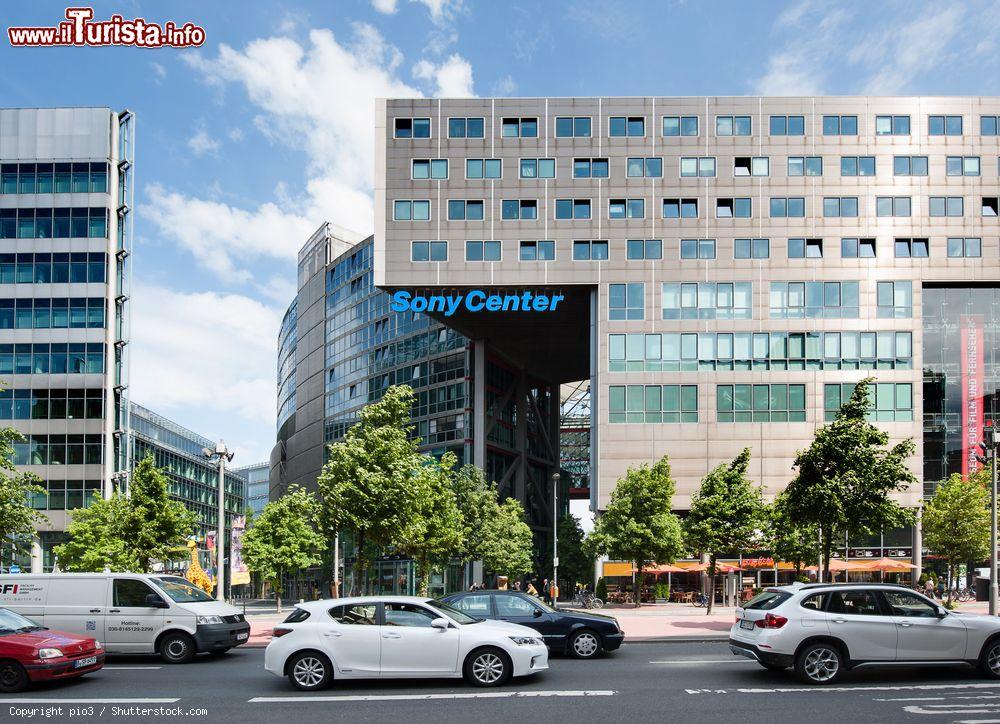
top-left (962, 314), bottom-right (985, 478)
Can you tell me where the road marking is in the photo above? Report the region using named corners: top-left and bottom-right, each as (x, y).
top-left (2, 698), bottom-right (180, 704)
top-left (906, 703), bottom-right (1000, 715)
top-left (103, 666), bottom-right (162, 670)
top-left (686, 682), bottom-right (1000, 695)
top-left (650, 659), bottom-right (754, 664)
top-left (250, 690), bottom-right (617, 703)
top-left (875, 695), bottom-right (1000, 702)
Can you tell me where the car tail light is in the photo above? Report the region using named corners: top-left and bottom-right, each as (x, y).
top-left (272, 627), bottom-right (292, 637)
top-left (756, 613), bottom-right (788, 629)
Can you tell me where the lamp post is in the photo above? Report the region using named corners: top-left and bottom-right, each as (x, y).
top-left (203, 441), bottom-right (234, 602)
top-left (552, 472), bottom-right (560, 608)
top-left (977, 425), bottom-right (999, 617)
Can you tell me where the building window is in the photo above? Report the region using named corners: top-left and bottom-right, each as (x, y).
top-left (841, 156), bottom-right (876, 176)
top-left (394, 117), bottom-right (430, 138)
top-left (393, 200), bottom-right (430, 221)
top-left (448, 117), bottom-right (485, 138)
top-left (734, 157), bottom-right (769, 177)
top-left (770, 281), bottom-right (860, 319)
top-left (519, 240), bottom-right (555, 261)
top-left (876, 196), bottom-right (911, 217)
top-left (501, 199), bottom-right (537, 220)
top-left (609, 198), bottom-right (645, 219)
top-left (893, 156), bottom-right (928, 176)
top-left (876, 280), bottom-right (912, 318)
top-left (770, 115), bottom-right (805, 135)
top-left (825, 382), bottom-right (912, 422)
top-left (662, 116), bottom-right (699, 136)
top-left (662, 281), bottom-right (752, 320)
top-left (716, 198), bottom-right (751, 218)
top-left (609, 116), bottom-right (645, 137)
top-left (716, 115), bottom-right (752, 136)
top-left (411, 240), bottom-right (447, 262)
top-left (573, 158), bottom-right (609, 178)
top-left (823, 115), bottom-right (858, 135)
top-left (875, 115), bottom-right (910, 135)
top-left (770, 197), bottom-right (805, 218)
top-left (447, 199), bottom-right (483, 221)
top-left (608, 384), bottom-right (698, 424)
top-left (680, 238), bottom-right (716, 260)
top-left (465, 240), bottom-right (501, 262)
top-left (823, 197), bottom-right (858, 217)
top-left (947, 237), bottom-right (982, 258)
top-left (841, 237), bottom-right (876, 258)
top-left (787, 238), bottom-right (823, 259)
top-left (609, 282), bottom-right (644, 320)
top-left (519, 158), bottom-right (555, 179)
top-left (1, 162), bottom-right (107, 195)
top-left (555, 199), bottom-right (591, 219)
top-left (894, 238), bottom-right (929, 258)
top-left (929, 196), bottom-right (963, 217)
top-left (555, 116), bottom-right (591, 137)
top-left (627, 157), bottom-right (664, 177)
top-left (412, 159), bottom-right (448, 179)
top-left (2, 208), bottom-right (108, 240)
top-left (734, 238), bottom-right (770, 259)
top-left (984, 197), bottom-right (1000, 217)
top-left (465, 158), bottom-right (501, 179)
top-left (627, 239), bottom-right (662, 260)
top-left (678, 157), bottom-right (714, 177)
top-left (0, 252), bottom-right (106, 285)
top-left (928, 115), bottom-right (962, 136)
top-left (982, 116), bottom-right (1000, 136)
top-left (946, 156), bottom-right (980, 176)
top-left (717, 384), bottom-right (806, 423)
top-left (787, 156), bottom-right (822, 177)
top-left (502, 117), bottom-right (537, 138)
top-left (663, 198), bottom-right (698, 218)
top-left (573, 240), bottom-right (609, 261)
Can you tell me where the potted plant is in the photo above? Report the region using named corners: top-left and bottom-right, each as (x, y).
top-left (654, 582), bottom-right (670, 602)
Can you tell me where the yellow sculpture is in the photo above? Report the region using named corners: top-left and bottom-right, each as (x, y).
top-left (185, 539), bottom-right (214, 595)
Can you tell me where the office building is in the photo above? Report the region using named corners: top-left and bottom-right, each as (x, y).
top-left (236, 461), bottom-right (270, 516)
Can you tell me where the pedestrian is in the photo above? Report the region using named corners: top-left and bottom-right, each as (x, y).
top-left (924, 576), bottom-right (935, 599)
top-left (512, 580), bottom-right (521, 592)
top-left (541, 578), bottom-right (549, 604)
top-left (526, 581), bottom-right (538, 596)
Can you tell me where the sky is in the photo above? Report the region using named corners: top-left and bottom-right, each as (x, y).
top-left (2, 0), bottom-right (1000, 464)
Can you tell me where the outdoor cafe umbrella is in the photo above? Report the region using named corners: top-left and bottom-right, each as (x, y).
top-left (805, 558), bottom-right (866, 581)
top-left (631, 563), bottom-right (688, 591)
top-left (849, 556), bottom-right (916, 581)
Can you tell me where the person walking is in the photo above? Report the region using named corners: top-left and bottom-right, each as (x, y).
top-left (541, 578), bottom-right (549, 604)
top-left (924, 576), bottom-right (935, 600)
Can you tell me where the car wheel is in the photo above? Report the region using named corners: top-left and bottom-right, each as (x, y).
top-left (159, 632), bottom-right (196, 664)
top-left (759, 662), bottom-right (787, 671)
top-left (794, 642), bottom-right (844, 685)
top-left (980, 639), bottom-right (1000, 679)
top-left (287, 652), bottom-right (332, 691)
top-left (0, 661), bottom-right (29, 693)
top-left (568, 630), bottom-right (602, 659)
top-left (463, 647), bottom-right (512, 687)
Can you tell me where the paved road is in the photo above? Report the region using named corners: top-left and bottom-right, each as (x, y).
top-left (5, 642), bottom-right (1000, 723)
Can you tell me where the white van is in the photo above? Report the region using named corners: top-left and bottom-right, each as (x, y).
top-left (0, 573), bottom-right (250, 663)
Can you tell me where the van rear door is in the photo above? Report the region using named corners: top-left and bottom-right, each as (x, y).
top-left (42, 576), bottom-right (107, 643)
top-left (105, 577), bottom-right (165, 653)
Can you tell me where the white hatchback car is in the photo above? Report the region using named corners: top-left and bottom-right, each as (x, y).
top-left (265, 596), bottom-right (549, 690)
top-left (730, 583), bottom-right (1000, 684)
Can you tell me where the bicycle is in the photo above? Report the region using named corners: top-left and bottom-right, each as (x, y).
top-left (571, 590), bottom-right (604, 609)
top-left (691, 592), bottom-right (709, 607)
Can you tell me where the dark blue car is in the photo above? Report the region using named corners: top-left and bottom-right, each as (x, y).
top-left (440, 590), bottom-right (624, 659)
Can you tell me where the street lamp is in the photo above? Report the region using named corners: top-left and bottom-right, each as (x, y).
top-left (552, 471), bottom-right (560, 609)
top-left (977, 425), bottom-right (1000, 616)
top-left (203, 441), bottom-right (234, 602)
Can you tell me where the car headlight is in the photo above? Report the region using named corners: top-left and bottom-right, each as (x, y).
top-left (509, 635), bottom-right (544, 646)
top-left (37, 648), bottom-right (63, 660)
top-left (197, 615), bottom-right (223, 625)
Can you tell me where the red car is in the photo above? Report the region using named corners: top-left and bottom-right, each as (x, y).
top-left (0, 607), bottom-right (104, 693)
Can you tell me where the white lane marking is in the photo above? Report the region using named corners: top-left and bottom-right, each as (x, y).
top-left (250, 690), bottom-right (617, 703)
top-left (103, 666), bottom-right (162, 670)
top-left (2, 698), bottom-right (180, 704)
top-left (905, 703), bottom-right (1000, 714)
top-left (650, 659), bottom-right (755, 664)
top-left (875, 695), bottom-right (1000, 702)
top-left (686, 682), bottom-right (1000, 695)
top-left (956, 720), bottom-right (1000, 723)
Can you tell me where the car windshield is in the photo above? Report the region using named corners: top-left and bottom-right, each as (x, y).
top-left (152, 576), bottom-right (215, 603)
top-left (0, 607), bottom-right (43, 634)
top-left (744, 590), bottom-right (792, 610)
top-left (428, 599), bottom-right (483, 625)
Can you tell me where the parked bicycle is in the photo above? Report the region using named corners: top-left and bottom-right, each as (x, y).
top-left (571, 590), bottom-right (604, 609)
top-left (691, 592), bottom-right (710, 607)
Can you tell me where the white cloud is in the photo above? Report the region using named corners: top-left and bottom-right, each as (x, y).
top-left (752, 4), bottom-right (850, 95)
top-left (413, 0), bottom-right (463, 25)
top-left (413, 54), bottom-right (474, 97)
top-left (227, 127), bottom-right (245, 142)
top-left (150, 61), bottom-right (167, 81)
top-left (492, 74), bottom-right (516, 96)
top-left (372, 0), bottom-right (398, 14)
top-left (186, 128), bottom-right (220, 156)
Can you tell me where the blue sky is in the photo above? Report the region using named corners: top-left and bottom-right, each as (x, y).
top-left (2, 0), bottom-right (1000, 463)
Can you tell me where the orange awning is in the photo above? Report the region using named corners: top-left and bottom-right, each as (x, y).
top-left (805, 559), bottom-right (866, 572)
top-left (634, 563), bottom-right (687, 574)
top-left (847, 557), bottom-right (916, 572)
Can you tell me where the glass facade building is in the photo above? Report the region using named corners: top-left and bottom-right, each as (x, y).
top-left (235, 461), bottom-right (270, 516)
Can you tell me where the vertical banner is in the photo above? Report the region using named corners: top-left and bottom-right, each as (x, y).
top-left (962, 314), bottom-right (985, 478)
top-left (206, 531), bottom-right (217, 581)
top-left (230, 516), bottom-right (250, 586)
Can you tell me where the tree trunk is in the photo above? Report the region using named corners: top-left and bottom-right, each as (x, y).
top-left (822, 527), bottom-right (834, 583)
top-left (706, 555), bottom-right (716, 615)
top-left (634, 561), bottom-right (643, 608)
top-left (274, 574), bottom-right (283, 613)
top-left (356, 531), bottom-right (367, 596)
top-left (946, 561), bottom-right (955, 606)
top-left (417, 556), bottom-right (429, 597)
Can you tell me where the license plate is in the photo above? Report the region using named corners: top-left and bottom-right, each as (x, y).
top-left (74, 656), bottom-right (98, 668)
top-left (739, 619), bottom-right (756, 631)
top-left (236, 632), bottom-right (249, 641)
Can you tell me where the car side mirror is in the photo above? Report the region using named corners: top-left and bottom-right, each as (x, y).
top-left (532, 608), bottom-right (543, 618)
top-left (146, 594), bottom-right (168, 608)
top-left (431, 617), bottom-right (450, 630)
top-left (936, 606), bottom-right (948, 618)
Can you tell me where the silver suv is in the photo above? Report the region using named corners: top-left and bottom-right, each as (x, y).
top-left (729, 583), bottom-right (1000, 684)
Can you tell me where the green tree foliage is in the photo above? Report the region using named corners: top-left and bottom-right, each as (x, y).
top-left (683, 448), bottom-right (765, 614)
top-left (241, 486), bottom-right (324, 612)
top-left (317, 385), bottom-right (427, 594)
top-left (586, 455), bottom-right (683, 607)
top-left (451, 464), bottom-right (495, 564)
top-left (555, 514), bottom-right (594, 590)
top-left (55, 454), bottom-right (195, 572)
top-left (767, 491), bottom-right (818, 575)
top-left (923, 471), bottom-right (991, 605)
top-left (0, 425), bottom-right (46, 564)
top-left (783, 378), bottom-right (916, 581)
top-left (479, 496), bottom-right (534, 580)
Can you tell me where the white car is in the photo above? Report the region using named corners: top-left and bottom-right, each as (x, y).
top-left (730, 583), bottom-right (1000, 684)
top-left (264, 596), bottom-right (549, 690)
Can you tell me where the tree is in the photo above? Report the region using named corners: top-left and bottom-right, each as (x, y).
top-left (767, 492), bottom-right (818, 577)
top-left (397, 452), bottom-right (464, 596)
top-left (55, 454), bottom-right (195, 572)
top-left (452, 464), bottom-right (495, 565)
top-left (241, 486), bottom-right (324, 612)
top-left (923, 472), bottom-right (991, 605)
top-left (0, 425), bottom-right (46, 566)
top-left (317, 385), bottom-right (426, 594)
top-left (478, 497), bottom-right (534, 580)
top-left (782, 378), bottom-right (916, 582)
top-left (586, 455), bottom-right (684, 607)
top-left (683, 448), bottom-right (765, 614)
top-left (555, 515), bottom-right (594, 590)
